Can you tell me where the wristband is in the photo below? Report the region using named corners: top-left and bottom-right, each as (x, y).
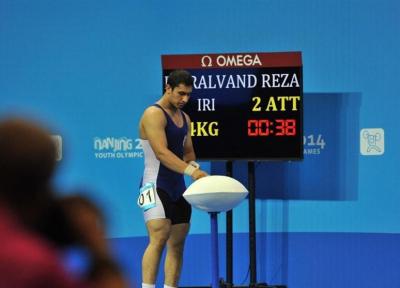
top-left (189, 161), bottom-right (200, 169)
top-left (184, 164), bottom-right (198, 176)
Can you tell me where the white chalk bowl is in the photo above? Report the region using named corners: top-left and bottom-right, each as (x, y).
top-left (183, 175), bottom-right (249, 212)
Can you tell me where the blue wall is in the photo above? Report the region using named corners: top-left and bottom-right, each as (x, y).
top-left (1, 0), bottom-right (400, 287)
top-left (112, 233), bottom-right (400, 287)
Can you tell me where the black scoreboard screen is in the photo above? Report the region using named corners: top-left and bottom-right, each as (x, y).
top-left (162, 52), bottom-right (303, 160)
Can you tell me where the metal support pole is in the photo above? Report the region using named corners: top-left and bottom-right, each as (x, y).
top-left (226, 161), bottom-right (233, 288)
top-left (248, 161), bottom-right (257, 287)
top-left (210, 212), bottom-right (220, 288)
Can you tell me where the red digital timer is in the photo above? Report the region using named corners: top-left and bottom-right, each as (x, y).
top-left (247, 119), bottom-right (296, 136)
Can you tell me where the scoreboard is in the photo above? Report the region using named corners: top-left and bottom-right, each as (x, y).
top-left (162, 52), bottom-right (303, 160)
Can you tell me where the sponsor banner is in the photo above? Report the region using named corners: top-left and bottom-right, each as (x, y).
top-left (93, 137), bottom-right (143, 159)
top-left (162, 52), bottom-right (302, 69)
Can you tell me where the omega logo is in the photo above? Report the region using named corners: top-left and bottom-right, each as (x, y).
top-left (201, 54), bottom-right (262, 67)
top-left (201, 55), bottom-right (212, 67)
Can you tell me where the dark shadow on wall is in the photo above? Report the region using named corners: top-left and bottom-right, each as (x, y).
top-left (211, 92), bottom-right (362, 201)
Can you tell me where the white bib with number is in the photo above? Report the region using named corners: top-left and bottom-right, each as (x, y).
top-left (138, 182), bottom-right (156, 211)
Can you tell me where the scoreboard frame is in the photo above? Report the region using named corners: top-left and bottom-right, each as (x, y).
top-left (162, 52), bottom-right (303, 161)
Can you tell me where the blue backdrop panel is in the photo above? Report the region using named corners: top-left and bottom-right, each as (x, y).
top-left (111, 232), bottom-right (400, 287)
top-left (1, 0), bottom-right (400, 287)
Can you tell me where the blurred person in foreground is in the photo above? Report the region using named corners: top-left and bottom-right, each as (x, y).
top-left (0, 118), bottom-right (128, 288)
top-left (59, 194), bottom-right (129, 288)
top-left (0, 118), bottom-right (84, 287)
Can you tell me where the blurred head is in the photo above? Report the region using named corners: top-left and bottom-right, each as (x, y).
top-left (59, 194), bottom-right (108, 255)
top-left (0, 118), bottom-right (57, 213)
top-left (60, 195), bottom-right (129, 287)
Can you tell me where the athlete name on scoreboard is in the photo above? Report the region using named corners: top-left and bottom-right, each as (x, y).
top-left (194, 73), bottom-right (299, 89)
top-left (164, 73), bottom-right (300, 90)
